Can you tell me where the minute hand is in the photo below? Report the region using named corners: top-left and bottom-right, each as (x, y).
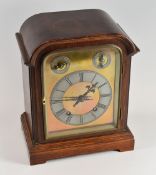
top-left (51, 96), bottom-right (92, 103)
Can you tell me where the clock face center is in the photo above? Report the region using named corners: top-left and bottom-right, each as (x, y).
top-left (63, 82), bottom-right (100, 115)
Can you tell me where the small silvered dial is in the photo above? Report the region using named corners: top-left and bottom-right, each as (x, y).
top-left (50, 70), bottom-right (112, 125)
top-left (93, 51), bottom-right (111, 68)
top-left (50, 56), bottom-right (70, 74)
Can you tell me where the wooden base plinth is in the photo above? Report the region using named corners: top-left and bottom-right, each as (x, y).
top-left (21, 113), bottom-right (134, 165)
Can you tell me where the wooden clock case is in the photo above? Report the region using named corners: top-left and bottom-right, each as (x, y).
top-left (16, 9), bottom-right (139, 165)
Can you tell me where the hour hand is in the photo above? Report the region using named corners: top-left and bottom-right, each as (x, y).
top-left (86, 85), bottom-right (90, 89)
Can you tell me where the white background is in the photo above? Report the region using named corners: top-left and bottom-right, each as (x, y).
top-left (0, 0), bottom-right (156, 174)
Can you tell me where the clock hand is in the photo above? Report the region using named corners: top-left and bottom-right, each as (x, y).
top-left (82, 82), bottom-right (98, 96)
top-left (73, 82), bottom-right (98, 107)
top-left (51, 96), bottom-right (92, 103)
top-left (52, 96), bottom-right (91, 101)
top-left (62, 96), bottom-right (91, 99)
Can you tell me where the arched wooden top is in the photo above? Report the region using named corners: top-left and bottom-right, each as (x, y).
top-left (16, 9), bottom-right (139, 66)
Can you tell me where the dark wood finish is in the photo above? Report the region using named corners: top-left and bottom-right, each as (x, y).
top-left (16, 33), bottom-right (30, 64)
top-left (17, 9), bottom-right (139, 65)
top-left (21, 112), bottom-right (134, 165)
top-left (16, 9), bottom-right (139, 165)
top-left (21, 58), bottom-right (32, 130)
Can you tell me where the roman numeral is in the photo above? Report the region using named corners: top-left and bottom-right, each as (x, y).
top-left (101, 93), bottom-right (111, 97)
top-left (51, 100), bottom-right (62, 104)
top-left (97, 103), bottom-right (106, 109)
top-left (56, 108), bottom-right (65, 116)
top-left (79, 72), bottom-right (84, 82)
top-left (91, 112), bottom-right (96, 119)
top-left (65, 77), bottom-right (72, 85)
top-left (80, 115), bottom-right (83, 124)
top-left (98, 82), bottom-right (107, 88)
top-left (56, 89), bottom-right (65, 93)
top-left (66, 116), bottom-right (72, 124)
top-left (91, 73), bottom-right (96, 83)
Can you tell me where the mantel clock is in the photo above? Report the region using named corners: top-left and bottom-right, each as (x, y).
top-left (16, 9), bottom-right (139, 165)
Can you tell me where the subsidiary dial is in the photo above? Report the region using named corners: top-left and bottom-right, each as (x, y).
top-left (50, 56), bottom-right (70, 74)
top-left (93, 51), bottom-right (111, 69)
